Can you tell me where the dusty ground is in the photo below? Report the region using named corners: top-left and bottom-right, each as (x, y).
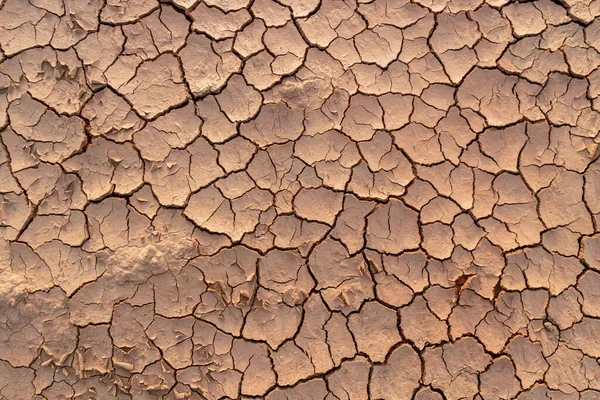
top-left (1, 0), bottom-right (600, 399)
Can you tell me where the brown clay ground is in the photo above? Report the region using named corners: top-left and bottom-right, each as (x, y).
top-left (1, 0), bottom-right (600, 399)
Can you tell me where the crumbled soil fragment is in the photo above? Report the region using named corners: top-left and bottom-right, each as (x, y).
top-left (0, 0), bottom-right (598, 398)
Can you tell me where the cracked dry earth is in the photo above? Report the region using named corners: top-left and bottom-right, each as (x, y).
top-left (4, 1), bottom-right (600, 400)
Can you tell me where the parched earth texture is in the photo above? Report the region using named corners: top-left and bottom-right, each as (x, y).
top-left (2, 0), bottom-right (600, 399)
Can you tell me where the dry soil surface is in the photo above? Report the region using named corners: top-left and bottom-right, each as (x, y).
top-left (1, 0), bottom-right (600, 399)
